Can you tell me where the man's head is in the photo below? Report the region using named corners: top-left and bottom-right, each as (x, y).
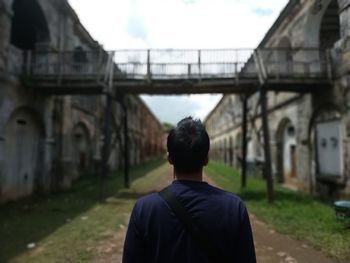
top-left (167, 117), bottom-right (210, 174)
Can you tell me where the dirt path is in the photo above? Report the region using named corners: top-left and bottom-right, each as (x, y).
top-left (92, 168), bottom-right (339, 263)
top-left (91, 166), bottom-right (173, 263)
top-left (204, 174), bottom-right (339, 263)
top-left (250, 214), bottom-right (338, 263)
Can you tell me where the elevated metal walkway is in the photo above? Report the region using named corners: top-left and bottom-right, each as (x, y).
top-left (22, 48), bottom-right (333, 95)
top-left (16, 48), bottom-right (335, 202)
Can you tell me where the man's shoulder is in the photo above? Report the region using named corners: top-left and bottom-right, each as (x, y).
top-left (172, 181), bottom-right (246, 210)
top-left (210, 185), bottom-right (245, 206)
top-left (134, 183), bottom-right (246, 212)
top-left (134, 192), bottom-right (164, 211)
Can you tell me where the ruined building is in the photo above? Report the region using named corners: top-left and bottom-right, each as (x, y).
top-left (205, 0), bottom-right (350, 198)
top-left (0, 0), bottom-right (164, 202)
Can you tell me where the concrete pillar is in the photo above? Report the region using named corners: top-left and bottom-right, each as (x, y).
top-left (43, 98), bottom-right (55, 191)
top-left (338, 0), bottom-right (350, 38)
top-left (335, 1), bottom-right (350, 80)
top-left (296, 94), bottom-right (314, 194)
top-left (60, 97), bottom-right (74, 189)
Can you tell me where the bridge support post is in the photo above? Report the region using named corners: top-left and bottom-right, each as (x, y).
top-left (260, 88), bottom-right (274, 203)
top-left (147, 49), bottom-right (151, 82)
top-left (241, 95), bottom-right (248, 188)
top-left (99, 93), bottom-right (112, 201)
top-left (122, 97), bottom-right (130, 188)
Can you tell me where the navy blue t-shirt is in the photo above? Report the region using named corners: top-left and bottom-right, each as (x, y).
top-left (123, 180), bottom-right (256, 263)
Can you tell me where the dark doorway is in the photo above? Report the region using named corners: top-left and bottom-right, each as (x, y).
top-left (10, 0), bottom-right (50, 50)
top-left (290, 145), bottom-right (297, 178)
top-left (319, 1), bottom-right (340, 50)
top-left (73, 124), bottom-right (91, 177)
top-left (229, 137), bottom-right (233, 167)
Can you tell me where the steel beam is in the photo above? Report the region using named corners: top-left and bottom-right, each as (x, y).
top-left (122, 97), bottom-right (130, 188)
top-left (241, 95), bottom-right (248, 188)
top-left (99, 93), bottom-right (112, 201)
top-left (260, 88), bottom-right (274, 203)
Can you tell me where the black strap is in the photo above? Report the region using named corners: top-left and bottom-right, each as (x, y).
top-left (158, 186), bottom-right (228, 263)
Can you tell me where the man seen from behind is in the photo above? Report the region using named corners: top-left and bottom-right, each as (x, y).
top-left (123, 116), bottom-right (256, 263)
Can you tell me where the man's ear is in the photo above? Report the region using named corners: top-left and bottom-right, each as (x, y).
top-left (203, 155), bottom-right (209, 166)
top-left (167, 153), bottom-right (173, 165)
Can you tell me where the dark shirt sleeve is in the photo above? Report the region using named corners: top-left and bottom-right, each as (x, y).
top-left (234, 203), bottom-right (257, 263)
top-left (122, 202), bottom-right (148, 263)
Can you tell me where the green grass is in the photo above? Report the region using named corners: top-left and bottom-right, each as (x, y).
top-left (0, 159), bottom-right (166, 263)
top-left (3, 160), bottom-right (349, 262)
top-left (205, 161), bottom-right (350, 261)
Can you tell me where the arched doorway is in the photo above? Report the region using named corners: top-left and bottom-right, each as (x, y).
top-left (319, 0), bottom-right (340, 73)
top-left (224, 138), bottom-right (227, 165)
top-left (221, 139), bottom-right (225, 164)
top-left (247, 139), bottom-right (254, 163)
top-left (276, 36), bottom-right (292, 77)
top-left (2, 107), bottom-right (44, 200)
top-left (229, 136), bottom-right (234, 167)
top-left (319, 0), bottom-right (340, 50)
top-left (10, 0), bottom-right (50, 50)
top-left (72, 123), bottom-right (91, 177)
top-left (235, 132), bottom-right (242, 167)
top-left (303, 0), bottom-right (340, 48)
top-left (276, 118), bottom-right (297, 184)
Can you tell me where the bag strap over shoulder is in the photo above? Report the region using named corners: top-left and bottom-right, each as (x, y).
top-left (158, 186), bottom-right (227, 263)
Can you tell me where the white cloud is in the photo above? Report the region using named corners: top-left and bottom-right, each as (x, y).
top-left (188, 94), bottom-right (222, 120)
top-left (68, 0), bottom-right (288, 122)
top-left (252, 7), bottom-right (274, 17)
top-left (141, 94), bottom-right (222, 124)
top-left (69, 0), bottom-right (288, 49)
top-left (127, 15), bottom-right (148, 41)
top-left (183, 0), bottom-right (197, 5)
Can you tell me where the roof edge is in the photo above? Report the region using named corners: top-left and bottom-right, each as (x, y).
top-left (258, 0), bottom-right (301, 48)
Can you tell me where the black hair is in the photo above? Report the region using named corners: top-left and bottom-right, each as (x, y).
top-left (167, 117), bottom-right (210, 173)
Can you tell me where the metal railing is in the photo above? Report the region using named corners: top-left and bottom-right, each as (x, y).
top-left (252, 48), bottom-right (330, 82)
top-left (24, 49), bottom-right (117, 92)
top-left (25, 48), bottom-right (331, 83)
top-left (114, 49), bottom-right (253, 79)
top-left (5, 45), bottom-right (24, 75)
top-left (29, 50), bottom-right (112, 77)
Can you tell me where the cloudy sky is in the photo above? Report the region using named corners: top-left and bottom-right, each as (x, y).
top-left (69, 0), bottom-right (288, 124)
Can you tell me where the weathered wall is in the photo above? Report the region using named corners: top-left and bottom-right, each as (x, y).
top-left (0, 0), bottom-right (164, 202)
top-left (205, 0), bottom-right (350, 198)
top-left (139, 97), bottom-right (164, 162)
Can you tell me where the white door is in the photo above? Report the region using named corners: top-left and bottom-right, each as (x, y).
top-left (316, 120), bottom-right (343, 176)
top-left (4, 111), bottom-right (41, 199)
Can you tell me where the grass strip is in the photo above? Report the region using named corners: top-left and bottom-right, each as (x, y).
top-left (0, 159), bottom-right (166, 263)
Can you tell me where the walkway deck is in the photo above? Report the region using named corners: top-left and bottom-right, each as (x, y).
top-left (23, 48), bottom-right (333, 95)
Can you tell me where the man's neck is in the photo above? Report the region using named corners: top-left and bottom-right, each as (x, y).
top-left (174, 170), bottom-right (203, 182)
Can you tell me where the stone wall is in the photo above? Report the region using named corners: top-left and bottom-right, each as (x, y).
top-left (205, 0), bottom-right (350, 198)
top-left (0, 0), bottom-right (164, 202)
